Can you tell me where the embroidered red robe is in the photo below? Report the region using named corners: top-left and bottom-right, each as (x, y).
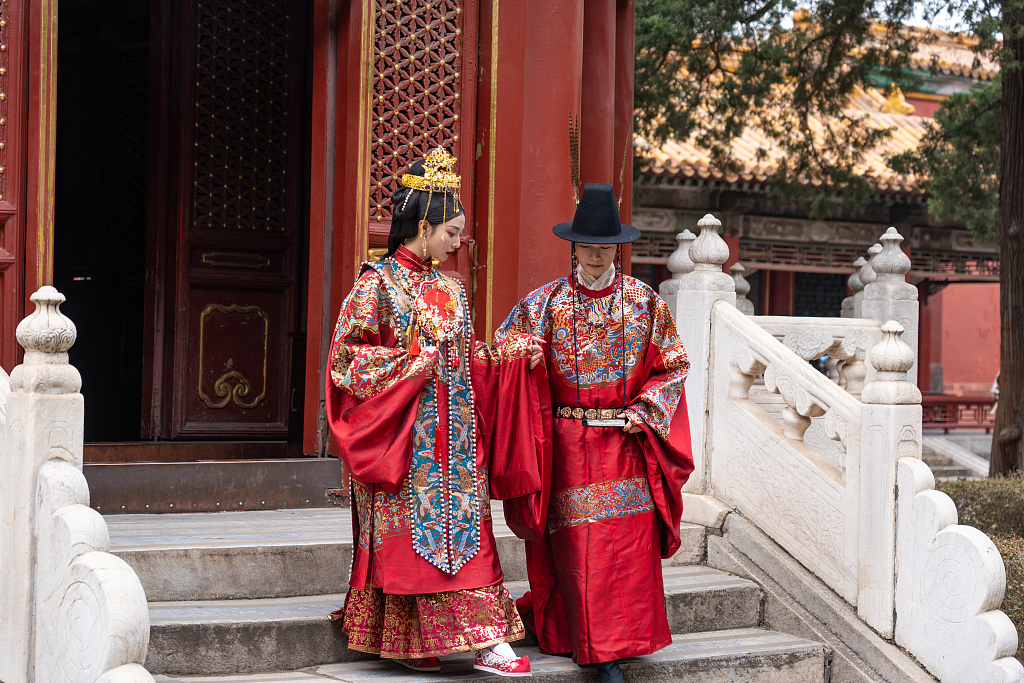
top-left (326, 247), bottom-right (551, 596)
top-left (495, 274), bottom-right (694, 665)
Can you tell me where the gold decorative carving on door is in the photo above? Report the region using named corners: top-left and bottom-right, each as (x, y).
top-left (197, 304), bottom-right (269, 410)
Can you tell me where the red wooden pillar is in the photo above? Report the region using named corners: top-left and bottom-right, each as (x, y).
top-left (723, 236), bottom-right (740, 272)
top-left (25, 0), bottom-right (57, 297)
top-left (614, 0), bottom-right (634, 274)
top-left (918, 281), bottom-right (932, 392)
top-left (303, 0), bottom-right (373, 455)
top-left (486, 0), bottom-right (585, 335)
top-left (764, 270), bottom-right (794, 316)
top-left (580, 0), bottom-right (616, 186)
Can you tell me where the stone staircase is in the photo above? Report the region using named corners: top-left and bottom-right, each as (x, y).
top-left (106, 504), bottom-right (828, 682)
top-left (920, 435), bottom-right (990, 480)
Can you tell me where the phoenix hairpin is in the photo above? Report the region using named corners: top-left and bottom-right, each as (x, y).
top-left (401, 147), bottom-right (463, 221)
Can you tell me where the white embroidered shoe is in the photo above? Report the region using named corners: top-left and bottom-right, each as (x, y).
top-left (473, 649), bottom-right (532, 677)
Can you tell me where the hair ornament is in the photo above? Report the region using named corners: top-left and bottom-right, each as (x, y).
top-left (401, 147), bottom-right (462, 212)
top-left (568, 114), bottom-right (581, 205)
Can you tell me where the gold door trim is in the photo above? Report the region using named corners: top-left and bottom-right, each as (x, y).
top-left (201, 252), bottom-right (271, 269)
top-left (197, 303), bottom-right (269, 409)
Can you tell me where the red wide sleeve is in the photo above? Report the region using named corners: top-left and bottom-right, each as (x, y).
top-left (638, 388), bottom-right (695, 558)
top-left (326, 269), bottom-right (438, 493)
top-left (472, 334), bottom-right (553, 542)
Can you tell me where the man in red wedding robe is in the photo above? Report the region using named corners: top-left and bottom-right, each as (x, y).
top-left (495, 183), bottom-right (694, 683)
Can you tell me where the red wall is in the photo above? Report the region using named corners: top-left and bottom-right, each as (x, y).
top-left (488, 0), bottom-right (635, 336)
top-left (929, 283), bottom-right (1001, 395)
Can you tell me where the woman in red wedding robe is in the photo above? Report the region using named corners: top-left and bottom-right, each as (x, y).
top-left (495, 183), bottom-right (694, 683)
top-left (326, 148), bottom-right (549, 678)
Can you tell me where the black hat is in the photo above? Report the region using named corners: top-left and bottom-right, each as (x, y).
top-left (552, 183), bottom-right (641, 244)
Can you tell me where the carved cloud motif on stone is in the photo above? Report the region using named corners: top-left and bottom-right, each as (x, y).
top-left (722, 425), bottom-right (848, 592)
top-left (895, 458), bottom-right (1023, 683)
top-left (783, 329), bottom-right (834, 361)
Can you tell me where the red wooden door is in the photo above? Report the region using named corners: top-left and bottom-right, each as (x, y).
top-left (145, 0), bottom-right (308, 439)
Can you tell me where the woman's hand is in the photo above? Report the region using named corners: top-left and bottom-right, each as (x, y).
top-left (529, 336), bottom-right (545, 370)
top-left (617, 412), bottom-right (643, 433)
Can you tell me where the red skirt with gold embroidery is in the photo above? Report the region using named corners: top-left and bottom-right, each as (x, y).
top-left (338, 584), bottom-right (525, 658)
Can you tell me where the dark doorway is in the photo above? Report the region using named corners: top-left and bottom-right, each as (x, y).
top-left (54, 0), bottom-right (151, 441)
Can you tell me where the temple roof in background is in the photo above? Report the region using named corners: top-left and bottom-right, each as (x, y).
top-left (638, 25), bottom-right (993, 198)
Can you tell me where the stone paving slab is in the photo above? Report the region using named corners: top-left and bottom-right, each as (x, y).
top-left (153, 629), bottom-right (822, 682)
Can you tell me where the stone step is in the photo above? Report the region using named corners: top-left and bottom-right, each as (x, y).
top-left (929, 464), bottom-right (975, 479)
top-left (145, 566), bottom-right (763, 675)
top-left (107, 506), bottom-right (708, 602)
top-left (152, 629), bottom-right (824, 683)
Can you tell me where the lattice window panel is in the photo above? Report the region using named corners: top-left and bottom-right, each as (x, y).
top-left (370, 0), bottom-right (463, 224)
top-left (631, 234), bottom-right (681, 262)
top-left (911, 250), bottom-right (1000, 278)
top-left (794, 272), bottom-right (846, 317)
top-left (739, 240), bottom-right (866, 271)
top-left (194, 0), bottom-right (290, 231)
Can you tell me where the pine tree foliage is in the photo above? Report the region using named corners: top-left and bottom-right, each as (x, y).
top-left (888, 79), bottom-right (1000, 243)
top-left (635, 0), bottom-right (921, 216)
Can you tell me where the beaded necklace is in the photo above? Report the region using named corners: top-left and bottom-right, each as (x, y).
top-left (373, 256), bottom-right (480, 574)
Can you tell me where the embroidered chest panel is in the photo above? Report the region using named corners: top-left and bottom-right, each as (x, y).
top-left (532, 278), bottom-right (655, 388)
top-left (366, 259), bottom-right (481, 575)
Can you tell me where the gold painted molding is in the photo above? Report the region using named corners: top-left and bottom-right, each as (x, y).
top-left (201, 252), bottom-right (271, 269)
top-left (484, 0), bottom-right (499, 343)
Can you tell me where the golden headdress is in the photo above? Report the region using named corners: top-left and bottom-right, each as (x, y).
top-left (400, 147), bottom-right (462, 221)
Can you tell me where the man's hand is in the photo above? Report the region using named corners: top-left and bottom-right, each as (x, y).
top-left (617, 412), bottom-right (643, 433)
top-left (529, 336), bottom-right (545, 370)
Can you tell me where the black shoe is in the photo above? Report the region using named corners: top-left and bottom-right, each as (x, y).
top-left (595, 661), bottom-right (624, 683)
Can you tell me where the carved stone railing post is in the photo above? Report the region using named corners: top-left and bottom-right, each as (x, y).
top-left (841, 256), bottom-right (865, 319)
top-left (856, 321), bottom-right (922, 639)
top-left (0, 287), bottom-right (154, 683)
top-left (731, 262), bottom-right (755, 315)
top-left (659, 228), bottom-right (696, 314)
top-left (862, 228), bottom-right (919, 386)
top-left (855, 243), bottom-right (881, 319)
top-left (677, 214), bottom-right (735, 493)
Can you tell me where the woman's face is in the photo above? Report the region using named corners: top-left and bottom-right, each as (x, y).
top-left (422, 213), bottom-right (466, 264)
top-left (575, 243), bottom-right (617, 278)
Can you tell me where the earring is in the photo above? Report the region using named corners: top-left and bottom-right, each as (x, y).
top-left (420, 224), bottom-right (428, 261)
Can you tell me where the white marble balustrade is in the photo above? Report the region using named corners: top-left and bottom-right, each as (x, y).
top-left (675, 213), bottom-right (1022, 683)
top-left (0, 287), bottom-right (154, 683)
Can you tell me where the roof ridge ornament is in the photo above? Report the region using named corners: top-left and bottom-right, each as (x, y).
top-left (880, 83), bottom-right (916, 116)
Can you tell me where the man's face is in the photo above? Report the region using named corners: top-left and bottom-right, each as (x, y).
top-left (575, 243), bottom-right (616, 279)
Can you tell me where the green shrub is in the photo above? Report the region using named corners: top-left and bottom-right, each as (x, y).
top-left (992, 535), bottom-right (1024, 660)
top-left (937, 474), bottom-right (1024, 658)
top-left (937, 472), bottom-right (1024, 537)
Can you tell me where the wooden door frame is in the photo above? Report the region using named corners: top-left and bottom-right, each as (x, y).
top-left (0, 0), bottom-right (58, 371)
top-left (0, 0), bottom-right (32, 371)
